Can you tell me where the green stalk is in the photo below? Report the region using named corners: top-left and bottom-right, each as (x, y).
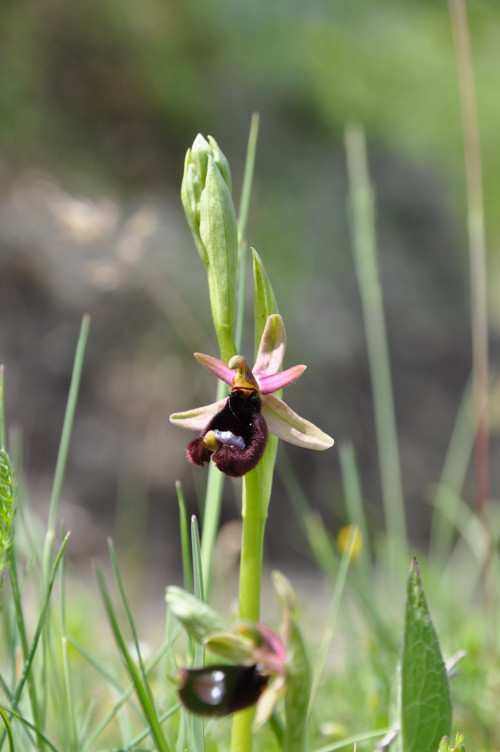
top-left (200, 116), bottom-right (260, 595)
top-left (448, 0), bottom-right (495, 642)
top-left (230, 436), bottom-right (277, 752)
top-left (345, 124), bottom-right (406, 574)
top-left (448, 0), bottom-right (490, 516)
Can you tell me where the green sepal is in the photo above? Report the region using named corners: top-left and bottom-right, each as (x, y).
top-left (252, 248), bottom-right (279, 357)
top-left (400, 558), bottom-right (452, 752)
top-left (204, 631), bottom-right (256, 664)
top-left (166, 586), bottom-right (228, 643)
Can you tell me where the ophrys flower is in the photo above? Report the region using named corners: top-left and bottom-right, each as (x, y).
top-left (170, 314), bottom-right (334, 477)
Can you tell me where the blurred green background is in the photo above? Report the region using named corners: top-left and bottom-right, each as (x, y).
top-left (0, 0), bottom-right (498, 579)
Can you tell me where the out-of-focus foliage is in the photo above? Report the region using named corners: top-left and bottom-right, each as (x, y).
top-left (1, 0), bottom-right (499, 218)
top-left (0, 0), bottom-right (498, 561)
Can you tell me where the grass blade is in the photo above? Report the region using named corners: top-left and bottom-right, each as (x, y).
top-left (176, 481), bottom-right (192, 593)
top-left (43, 314), bottom-right (90, 582)
top-left (448, 0), bottom-right (490, 515)
top-left (0, 706), bottom-right (14, 752)
top-left (108, 540), bottom-right (155, 708)
top-left (235, 112), bottom-right (260, 352)
top-left (429, 379), bottom-right (475, 563)
top-left (2, 533), bottom-right (70, 750)
top-left (96, 562), bottom-right (171, 752)
top-left (345, 124), bottom-right (406, 573)
top-left (339, 443), bottom-right (373, 601)
top-left (308, 529), bottom-right (356, 717)
top-left (189, 515), bottom-right (205, 752)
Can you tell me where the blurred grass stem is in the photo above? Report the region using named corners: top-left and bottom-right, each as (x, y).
top-left (42, 314), bottom-right (90, 582)
top-left (345, 125), bottom-right (406, 574)
top-left (448, 0), bottom-right (495, 639)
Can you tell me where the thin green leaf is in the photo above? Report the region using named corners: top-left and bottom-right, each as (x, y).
top-left (308, 529), bottom-right (356, 717)
top-left (2, 706), bottom-right (61, 752)
top-left (59, 553), bottom-right (78, 752)
top-left (0, 706), bottom-right (14, 752)
top-left (176, 481), bottom-right (192, 594)
top-left (71, 636), bottom-right (174, 752)
top-left (190, 515), bottom-right (205, 752)
top-left (311, 726), bottom-right (392, 752)
top-left (96, 564), bottom-right (170, 752)
top-left (14, 534), bottom-right (70, 701)
top-left (191, 515), bottom-right (204, 604)
top-left (235, 112), bottom-right (260, 352)
top-left (284, 620), bottom-right (311, 752)
top-left (43, 314), bottom-right (90, 583)
top-left (345, 125), bottom-right (406, 573)
top-left (400, 558), bottom-right (451, 752)
top-left (339, 443), bottom-right (372, 598)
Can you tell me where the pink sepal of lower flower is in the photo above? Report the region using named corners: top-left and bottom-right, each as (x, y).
top-left (170, 314), bottom-right (334, 451)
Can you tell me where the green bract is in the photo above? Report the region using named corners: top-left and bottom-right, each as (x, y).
top-left (181, 134), bottom-right (238, 361)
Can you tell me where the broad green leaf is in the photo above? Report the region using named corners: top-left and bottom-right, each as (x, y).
top-left (400, 558), bottom-right (451, 752)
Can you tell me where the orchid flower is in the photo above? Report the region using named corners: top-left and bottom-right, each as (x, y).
top-left (170, 572), bottom-right (307, 732)
top-left (170, 314), bottom-right (334, 477)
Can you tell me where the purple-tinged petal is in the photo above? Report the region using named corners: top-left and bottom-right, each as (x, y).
top-left (262, 394), bottom-right (334, 450)
top-left (257, 364), bottom-right (307, 395)
top-left (253, 314), bottom-right (286, 376)
top-left (169, 399), bottom-right (227, 431)
top-left (194, 353), bottom-right (235, 386)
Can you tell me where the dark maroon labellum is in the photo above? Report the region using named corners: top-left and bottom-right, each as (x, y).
top-left (177, 663), bottom-right (269, 717)
top-left (186, 390), bottom-right (268, 477)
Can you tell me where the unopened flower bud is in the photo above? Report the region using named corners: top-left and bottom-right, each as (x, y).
top-left (181, 134), bottom-right (238, 360)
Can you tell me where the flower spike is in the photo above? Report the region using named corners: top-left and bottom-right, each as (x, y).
top-left (170, 314), bottom-right (334, 477)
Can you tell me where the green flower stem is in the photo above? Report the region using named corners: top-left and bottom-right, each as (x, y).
top-left (238, 469), bottom-right (268, 622)
top-left (214, 321), bottom-right (237, 366)
top-left (230, 436), bottom-right (278, 752)
top-left (230, 466), bottom-right (267, 752)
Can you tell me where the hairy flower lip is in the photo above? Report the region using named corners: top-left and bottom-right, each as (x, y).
top-left (170, 314), bottom-right (334, 455)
